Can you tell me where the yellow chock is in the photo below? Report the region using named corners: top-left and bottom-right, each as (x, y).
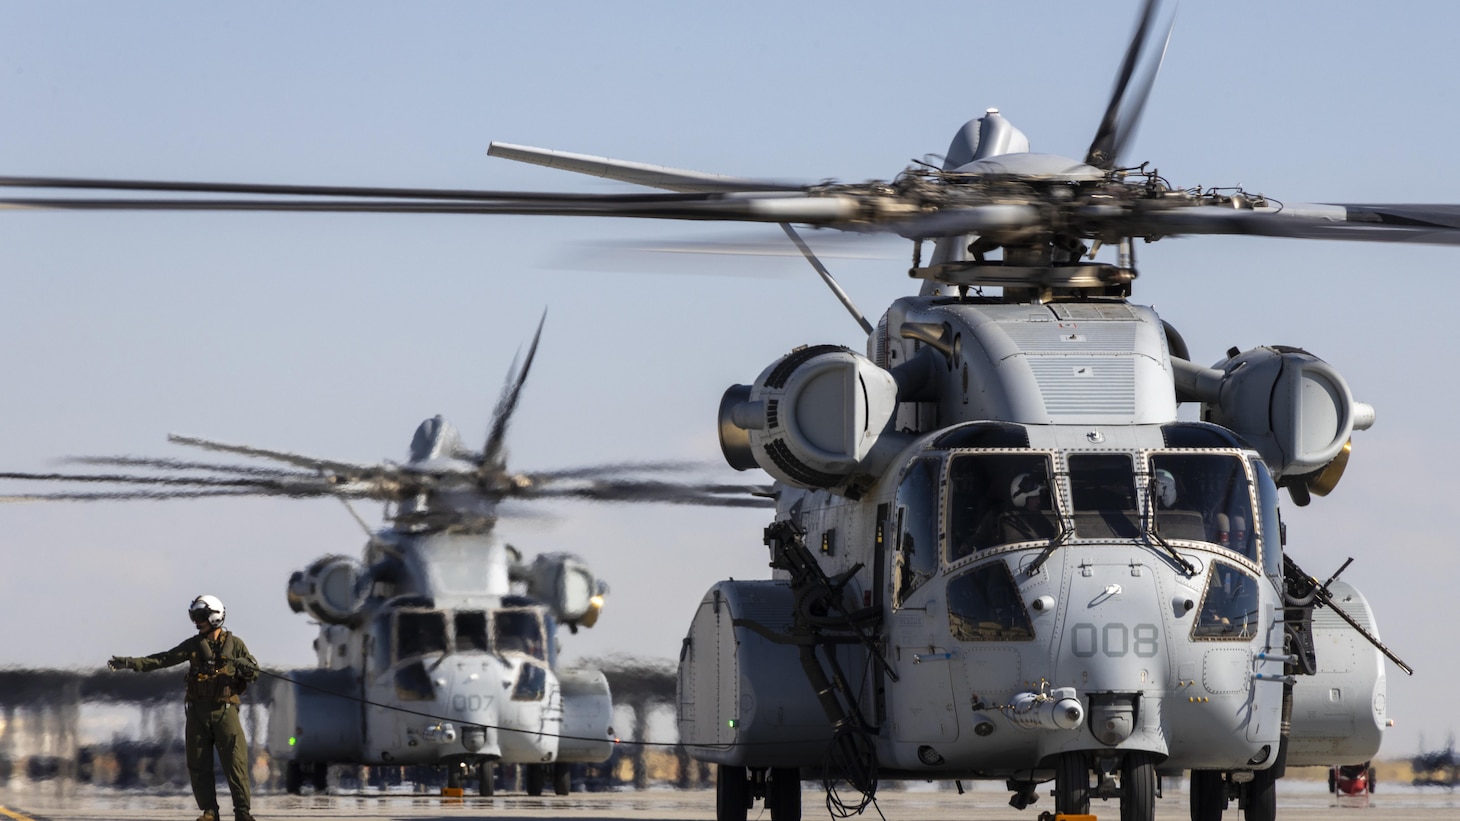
top-left (440, 787), bottom-right (465, 797)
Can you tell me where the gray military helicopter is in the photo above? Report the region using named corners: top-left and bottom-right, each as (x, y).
top-left (1, 318), bottom-right (768, 797)
top-left (0, 1), bottom-right (1449, 818)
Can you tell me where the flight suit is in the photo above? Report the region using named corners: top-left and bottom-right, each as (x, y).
top-left (112, 630), bottom-right (260, 821)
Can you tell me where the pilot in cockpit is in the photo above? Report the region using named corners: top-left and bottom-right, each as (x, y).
top-left (1001, 472), bottom-right (1057, 542)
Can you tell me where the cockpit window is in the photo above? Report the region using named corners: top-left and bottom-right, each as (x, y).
top-left (492, 608), bottom-right (547, 661)
top-left (946, 562), bottom-right (1034, 641)
top-left (1150, 453), bottom-right (1256, 561)
top-left (1193, 562), bottom-right (1260, 640)
top-left (395, 609), bottom-right (447, 660)
top-left (455, 610), bottom-right (490, 653)
top-left (1069, 454), bottom-right (1139, 538)
top-left (947, 453), bottom-right (1057, 560)
top-left (893, 456), bottom-right (942, 607)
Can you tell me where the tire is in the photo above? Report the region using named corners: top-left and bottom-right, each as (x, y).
top-left (1189, 769), bottom-right (1226, 821)
top-left (478, 761), bottom-right (494, 796)
top-left (311, 761), bottom-right (329, 794)
top-left (1368, 765), bottom-right (1376, 793)
top-left (1244, 766), bottom-right (1277, 821)
top-left (284, 760), bottom-right (304, 795)
top-left (1054, 752), bottom-right (1090, 816)
top-left (716, 764), bottom-right (749, 821)
top-left (524, 763), bottom-right (545, 796)
top-left (553, 762), bottom-right (572, 795)
top-left (446, 761), bottom-right (462, 790)
top-left (1120, 751), bottom-right (1156, 821)
top-left (767, 767), bottom-right (801, 821)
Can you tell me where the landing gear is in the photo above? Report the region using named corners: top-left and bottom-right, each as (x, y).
top-left (312, 761), bottom-right (329, 793)
top-left (445, 761), bottom-right (463, 791)
top-left (524, 763), bottom-right (546, 796)
top-left (766, 767), bottom-right (801, 821)
top-left (552, 762), bottom-right (573, 795)
top-left (1243, 766), bottom-right (1277, 821)
top-left (284, 760), bottom-right (303, 795)
top-left (1054, 751), bottom-right (1090, 816)
top-left (716, 764), bottom-right (750, 821)
top-left (284, 761), bottom-right (328, 795)
top-left (1120, 752), bottom-right (1156, 821)
top-left (477, 761), bottom-right (494, 796)
top-left (1190, 770), bottom-right (1227, 821)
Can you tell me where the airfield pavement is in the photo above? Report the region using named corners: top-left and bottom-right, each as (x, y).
top-left (2, 782), bottom-right (1459, 821)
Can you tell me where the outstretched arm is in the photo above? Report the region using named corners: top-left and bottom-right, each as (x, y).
top-left (108, 639), bottom-right (191, 672)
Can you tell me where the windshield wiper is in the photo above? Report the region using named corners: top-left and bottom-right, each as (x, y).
top-left (1025, 522), bottom-right (1074, 577)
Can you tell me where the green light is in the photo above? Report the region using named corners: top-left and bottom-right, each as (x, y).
top-left (727, 719), bottom-right (737, 728)
top-left (288, 736), bottom-right (297, 746)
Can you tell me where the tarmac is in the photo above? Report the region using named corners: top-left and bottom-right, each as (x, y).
top-left (2, 782), bottom-right (1458, 821)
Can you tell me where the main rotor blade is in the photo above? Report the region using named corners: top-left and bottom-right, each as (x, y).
top-left (1121, 203), bottom-right (1460, 245)
top-left (66, 455), bottom-right (314, 478)
top-left (480, 312), bottom-right (546, 471)
top-left (166, 433), bottom-right (385, 477)
top-left (525, 479), bottom-right (775, 508)
top-left (0, 489), bottom-right (268, 503)
top-left (487, 143), bottom-right (804, 193)
top-left (524, 460), bottom-right (712, 481)
top-left (1085, 0), bottom-right (1173, 170)
top-left (0, 192), bottom-right (865, 226)
top-left (0, 175), bottom-right (730, 201)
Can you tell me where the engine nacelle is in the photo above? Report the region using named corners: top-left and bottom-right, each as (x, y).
top-left (516, 552), bottom-right (603, 627)
top-left (1174, 346), bottom-right (1374, 489)
top-left (718, 345), bottom-right (903, 490)
top-left (286, 555), bottom-right (367, 626)
top-left (1286, 580), bottom-right (1389, 766)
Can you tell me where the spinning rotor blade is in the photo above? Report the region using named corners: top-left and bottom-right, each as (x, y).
top-left (66, 455), bottom-right (313, 478)
top-left (480, 312), bottom-right (546, 472)
top-left (1085, 0), bottom-right (1173, 170)
top-left (1117, 202), bottom-right (1460, 245)
top-left (167, 433), bottom-right (383, 477)
top-left (526, 478), bottom-right (774, 508)
top-left (0, 489), bottom-right (266, 503)
top-left (525, 460), bottom-right (711, 481)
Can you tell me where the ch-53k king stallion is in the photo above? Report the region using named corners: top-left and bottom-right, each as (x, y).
top-left (0, 3), bottom-right (1445, 819)
top-left (0, 321), bottom-right (766, 797)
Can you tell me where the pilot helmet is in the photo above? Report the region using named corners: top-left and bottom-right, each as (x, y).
top-left (1153, 469), bottom-right (1177, 508)
top-left (189, 594), bottom-right (226, 629)
top-left (1010, 473), bottom-right (1046, 507)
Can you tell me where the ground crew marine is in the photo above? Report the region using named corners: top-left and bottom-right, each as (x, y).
top-left (109, 594), bottom-right (260, 821)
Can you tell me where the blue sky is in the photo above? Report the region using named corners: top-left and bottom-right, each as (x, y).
top-left (1, 1), bottom-right (1457, 757)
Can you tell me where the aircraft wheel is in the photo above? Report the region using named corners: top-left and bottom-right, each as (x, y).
top-left (524, 763), bottom-right (546, 796)
top-left (553, 762), bottom-right (572, 795)
top-left (1054, 752), bottom-right (1090, 816)
top-left (1189, 769), bottom-right (1226, 821)
top-left (1120, 751), bottom-right (1156, 821)
top-left (716, 764), bottom-right (750, 821)
top-left (446, 761), bottom-right (463, 790)
top-left (767, 767), bottom-right (801, 821)
top-left (478, 761), bottom-right (494, 796)
top-left (1244, 766), bottom-right (1277, 821)
top-left (284, 760), bottom-right (304, 795)
top-left (1368, 765), bottom-right (1377, 793)
top-left (311, 761), bottom-right (329, 794)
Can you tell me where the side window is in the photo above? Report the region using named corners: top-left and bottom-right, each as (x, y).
top-left (1193, 562), bottom-right (1261, 640)
top-left (946, 562), bottom-right (1034, 641)
top-left (1252, 461), bottom-right (1282, 578)
top-left (947, 453), bottom-right (1057, 559)
top-left (1069, 454), bottom-right (1138, 538)
top-left (892, 457), bottom-right (941, 607)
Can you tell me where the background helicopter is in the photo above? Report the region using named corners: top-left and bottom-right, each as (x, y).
top-left (0, 319), bottom-right (770, 794)
top-left (0, 0), bottom-right (1458, 803)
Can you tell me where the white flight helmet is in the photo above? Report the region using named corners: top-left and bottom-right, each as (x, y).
top-left (189, 594), bottom-right (226, 629)
top-left (1153, 469), bottom-right (1177, 508)
top-left (1010, 473), bottom-right (1046, 508)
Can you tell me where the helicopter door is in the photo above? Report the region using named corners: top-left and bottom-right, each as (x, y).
top-left (889, 455), bottom-right (959, 743)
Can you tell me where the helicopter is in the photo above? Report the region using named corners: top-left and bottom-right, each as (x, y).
top-left (0, 1), bottom-right (1454, 819)
top-left (0, 318), bottom-right (770, 796)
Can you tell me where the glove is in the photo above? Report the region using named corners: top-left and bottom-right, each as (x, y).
top-left (108, 655), bottom-right (136, 672)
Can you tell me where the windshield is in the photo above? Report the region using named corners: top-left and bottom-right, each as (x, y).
top-left (947, 453), bottom-right (1057, 560)
top-left (395, 609), bottom-right (448, 660)
top-left (1069, 454), bottom-right (1138, 539)
top-left (893, 456), bottom-right (941, 607)
top-left (1150, 453), bottom-right (1257, 561)
top-left (492, 608), bottom-right (547, 661)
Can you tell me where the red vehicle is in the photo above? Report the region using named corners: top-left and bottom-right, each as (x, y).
top-left (1329, 763), bottom-right (1376, 796)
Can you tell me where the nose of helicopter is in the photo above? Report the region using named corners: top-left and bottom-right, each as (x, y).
top-left (429, 656), bottom-right (514, 757)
